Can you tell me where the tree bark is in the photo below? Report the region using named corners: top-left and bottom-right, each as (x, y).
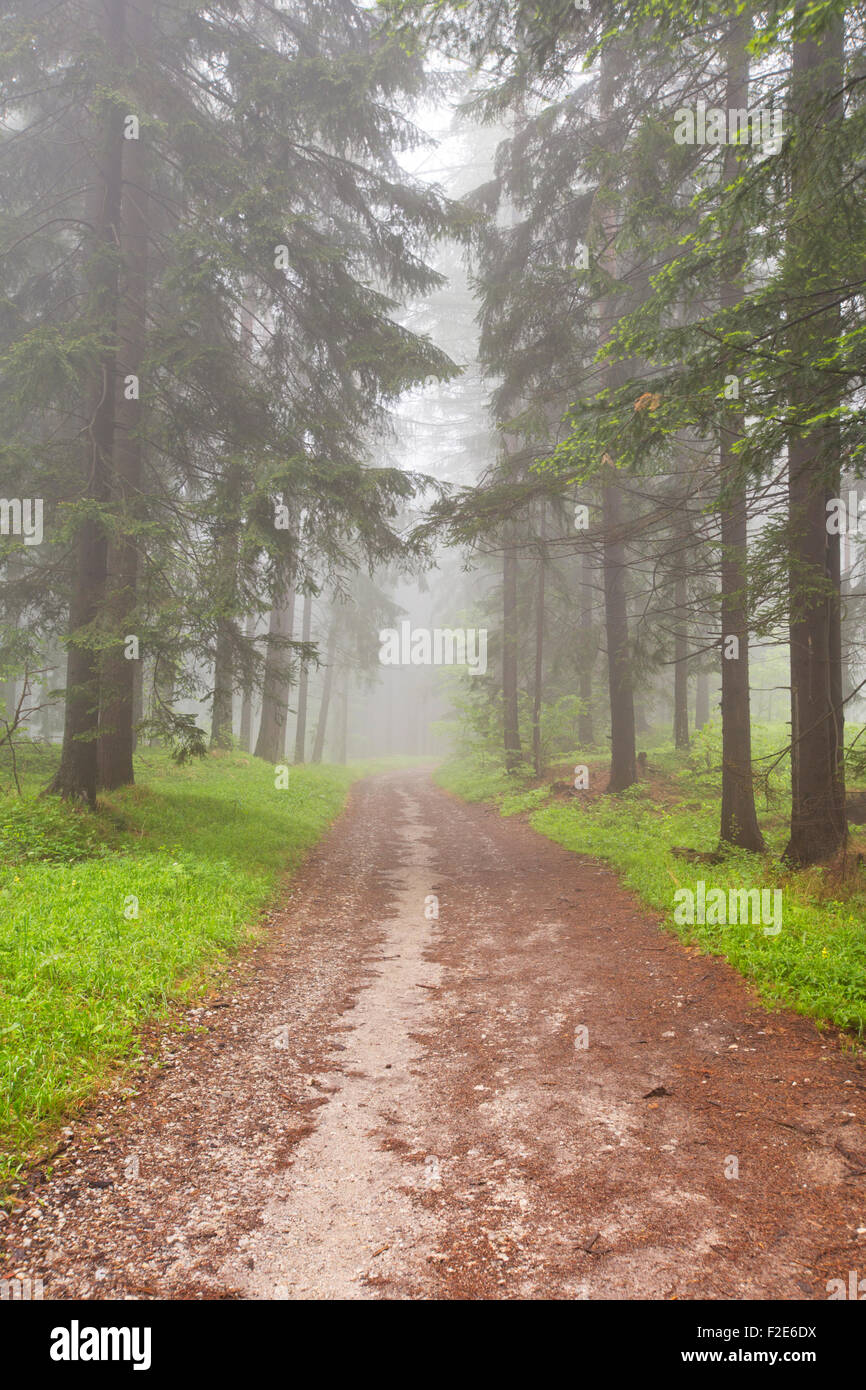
top-left (602, 470), bottom-right (637, 790)
top-left (254, 537), bottom-right (297, 763)
top-left (695, 669), bottom-right (709, 730)
top-left (48, 0), bottom-right (125, 802)
top-left (784, 13), bottom-right (846, 863)
top-left (131, 654), bottom-right (143, 751)
top-left (532, 501), bottom-right (546, 776)
top-left (239, 614), bottom-right (255, 753)
top-left (597, 44), bottom-right (636, 793)
top-left (719, 9), bottom-right (765, 850)
top-left (338, 668), bottom-right (349, 764)
top-left (210, 614), bottom-right (235, 748)
top-left (673, 569), bottom-right (690, 749)
top-left (502, 528), bottom-right (522, 771)
top-left (209, 463), bottom-right (242, 751)
top-left (578, 546), bottom-right (594, 745)
top-left (293, 588), bottom-right (312, 764)
top-left (97, 0), bottom-right (151, 789)
top-left (311, 621), bottom-right (337, 764)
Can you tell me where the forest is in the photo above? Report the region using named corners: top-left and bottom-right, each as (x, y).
top-left (2, 0), bottom-right (866, 1318)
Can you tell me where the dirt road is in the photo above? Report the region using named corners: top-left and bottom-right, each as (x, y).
top-left (5, 768), bottom-right (866, 1299)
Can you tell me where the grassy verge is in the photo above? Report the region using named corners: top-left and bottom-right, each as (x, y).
top-left (436, 732), bottom-right (866, 1039)
top-left (0, 746), bottom-right (387, 1189)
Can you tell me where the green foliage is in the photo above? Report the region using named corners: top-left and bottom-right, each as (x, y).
top-left (136, 711), bottom-right (208, 766)
top-left (0, 750), bottom-right (369, 1190)
top-left (0, 798), bottom-right (117, 865)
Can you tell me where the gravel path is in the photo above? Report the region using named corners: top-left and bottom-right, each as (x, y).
top-left (4, 768), bottom-right (866, 1299)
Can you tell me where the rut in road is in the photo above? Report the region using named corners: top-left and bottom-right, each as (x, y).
top-left (222, 787), bottom-right (443, 1298)
top-left (4, 767), bottom-right (866, 1300)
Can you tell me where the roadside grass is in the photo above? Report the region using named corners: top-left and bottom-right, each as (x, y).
top-left (0, 744), bottom-right (385, 1190)
top-left (436, 725), bottom-right (866, 1039)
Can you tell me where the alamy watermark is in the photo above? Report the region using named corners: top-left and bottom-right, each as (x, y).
top-left (827, 1270), bottom-right (866, 1299)
top-left (50, 1321), bottom-right (152, 1371)
top-left (673, 880), bottom-right (782, 935)
top-left (674, 101), bottom-right (783, 154)
top-left (1, 1275), bottom-right (44, 1299)
top-left (0, 498), bottom-right (43, 545)
top-left (826, 493), bottom-right (866, 535)
top-left (379, 621), bottom-right (487, 675)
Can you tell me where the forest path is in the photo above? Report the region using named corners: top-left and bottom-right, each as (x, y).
top-left (6, 767), bottom-right (866, 1299)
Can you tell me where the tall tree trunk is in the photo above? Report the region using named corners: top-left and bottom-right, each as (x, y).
top-left (209, 462), bottom-right (240, 754)
top-left (239, 615), bottom-right (255, 752)
top-left (719, 467), bottom-right (764, 847)
top-left (311, 621), bottom-right (337, 764)
top-left (338, 668), bottom-right (349, 764)
top-left (385, 675), bottom-right (393, 757)
top-left (532, 501), bottom-right (546, 776)
top-left (602, 470), bottom-right (637, 790)
top-left (502, 526), bottom-right (522, 770)
top-left (48, 0), bottom-right (125, 802)
top-left (293, 588), bottom-right (312, 764)
top-left (841, 529), bottom-right (853, 702)
top-left (673, 569), bottom-right (690, 749)
top-left (578, 546), bottom-right (594, 745)
top-left (97, 0), bottom-right (151, 789)
top-left (785, 12), bottom-right (846, 863)
top-left (131, 655), bottom-right (143, 751)
top-left (254, 540), bottom-right (297, 762)
top-left (210, 292), bottom-right (255, 754)
top-left (719, 9), bottom-right (765, 850)
top-left (209, 464), bottom-right (242, 751)
top-left (695, 669), bottom-right (709, 730)
top-left (597, 44), bottom-right (636, 793)
top-left (210, 625), bottom-right (234, 748)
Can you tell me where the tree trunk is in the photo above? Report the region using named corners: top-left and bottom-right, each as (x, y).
top-left (209, 465), bottom-right (242, 751)
top-left (293, 588), bottom-right (312, 764)
top-left (97, 0), bottom-right (151, 789)
top-left (210, 618), bottom-right (235, 749)
top-left (131, 655), bottom-right (143, 751)
top-left (311, 621), bottom-right (337, 764)
top-left (338, 668), bottom-right (349, 764)
top-left (48, 0), bottom-right (125, 802)
top-left (503, 528), bottom-right (522, 771)
top-left (602, 470), bottom-right (637, 791)
top-left (785, 13), bottom-right (846, 864)
top-left (695, 669), bottom-right (709, 731)
top-left (532, 501), bottom-right (546, 776)
top-left (597, 44), bottom-right (636, 794)
top-left (385, 675), bottom-right (393, 757)
top-left (578, 546), bottom-right (594, 745)
top-left (254, 543), bottom-right (297, 763)
top-left (719, 10), bottom-right (765, 851)
top-left (209, 625), bottom-right (233, 745)
top-left (673, 569), bottom-right (690, 748)
top-left (841, 529), bottom-right (853, 703)
top-left (239, 615), bottom-right (255, 752)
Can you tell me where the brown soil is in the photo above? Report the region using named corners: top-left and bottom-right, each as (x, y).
top-left (3, 767), bottom-right (866, 1300)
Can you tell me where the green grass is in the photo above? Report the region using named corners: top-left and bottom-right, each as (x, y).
top-left (437, 732), bottom-right (866, 1040)
top-left (0, 745), bottom-right (383, 1189)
